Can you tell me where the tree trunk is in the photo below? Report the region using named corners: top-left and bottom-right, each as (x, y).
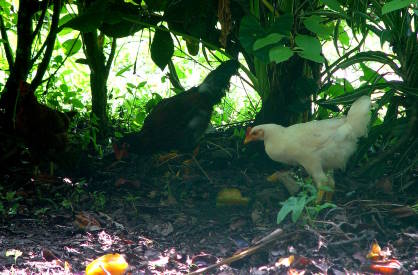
top-left (0, 0), bottom-right (61, 130)
top-left (81, 31), bottom-right (109, 138)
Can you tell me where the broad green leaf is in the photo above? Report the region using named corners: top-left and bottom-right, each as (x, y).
top-left (269, 46), bottom-right (293, 63)
top-left (71, 98), bottom-right (84, 109)
top-left (59, 14), bottom-right (75, 26)
top-left (291, 195), bottom-right (306, 222)
top-left (60, 84), bottom-right (69, 94)
top-left (295, 35), bottom-right (324, 63)
top-left (135, 111), bottom-right (146, 124)
top-left (359, 63), bottom-right (386, 84)
top-left (239, 15), bottom-right (264, 52)
top-left (303, 15), bottom-right (333, 39)
top-left (277, 196), bottom-right (297, 224)
top-left (137, 81), bottom-right (147, 88)
top-left (324, 83), bottom-right (346, 97)
top-left (268, 13), bottom-right (294, 35)
top-left (62, 38), bottom-right (82, 56)
top-left (295, 35), bottom-right (321, 53)
top-left (253, 33), bottom-right (284, 51)
top-left (382, 0), bottom-right (416, 15)
top-left (60, 1), bottom-right (107, 32)
top-left (320, 0), bottom-right (345, 13)
top-left (151, 27), bottom-right (174, 70)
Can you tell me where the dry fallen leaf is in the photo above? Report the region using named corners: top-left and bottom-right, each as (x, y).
top-left (216, 188), bottom-right (249, 207)
top-left (74, 212), bottom-right (101, 231)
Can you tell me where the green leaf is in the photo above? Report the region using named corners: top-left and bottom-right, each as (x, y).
top-left (277, 195), bottom-right (307, 224)
top-left (291, 195), bottom-right (306, 223)
top-left (277, 197), bottom-right (297, 224)
top-left (71, 98), bottom-right (84, 109)
top-left (268, 13), bottom-right (294, 35)
top-left (338, 24), bottom-right (349, 46)
top-left (295, 35), bottom-right (324, 63)
top-left (253, 33), bottom-right (284, 51)
top-left (320, 0), bottom-right (345, 13)
top-left (334, 51), bottom-right (400, 74)
top-left (151, 27), bottom-right (174, 70)
top-left (303, 15), bottom-right (333, 39)
top-left (60, 0), bottom-right (107, 32)
top-left (60, 84), bottom-right (69, 94)
top-left (116, 64), bottom-right (133, 76)
top-left (359, 63), bottom-right (386, 84)
top-left (269, 46), bottom-right (293, 63)
top-left (62, 38), bottom-right (82, 56)
top-left (239, 15), bottom-right (264, 52)
top-left (382, 0), bottom-right (416, 15)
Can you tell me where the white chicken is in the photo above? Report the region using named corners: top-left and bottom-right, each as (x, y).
top-left (244, 96), bottom-right (371, 202)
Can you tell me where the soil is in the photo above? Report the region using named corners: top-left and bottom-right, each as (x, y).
top-left (0, 130), bottom-right (417, 274)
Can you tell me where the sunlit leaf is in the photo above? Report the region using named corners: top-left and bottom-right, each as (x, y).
top-left (338, 24), bottom-right (349, 46)
top-left (116, 64), bottom-right (133, 76)
top-left (62, 38), bottom-right (82, 56)
top-left (382, 0), bottom-right (415, 15)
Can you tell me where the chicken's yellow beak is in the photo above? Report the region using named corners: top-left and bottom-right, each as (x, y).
top-left (243, 127), bottom-right (253, 144)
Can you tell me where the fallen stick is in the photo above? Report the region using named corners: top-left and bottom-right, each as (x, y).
top-left (189, 228), bottom-right (285, 275)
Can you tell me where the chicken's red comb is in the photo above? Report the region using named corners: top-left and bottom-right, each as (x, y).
top-left (245, 127), bottom-right (252, 136)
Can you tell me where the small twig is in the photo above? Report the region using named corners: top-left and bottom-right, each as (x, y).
top-left (192, 156), bottom-right (212, 184)
top-left (327, 232), bottom-right (370, 247)
top-left (188, 228), bottom-right (285, 275)
top-left (206, 141), bottom-right (233, 158)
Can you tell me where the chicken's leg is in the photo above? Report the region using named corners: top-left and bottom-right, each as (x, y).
top-left (301, 161), bottom-right (331, 203)
top-left (325, 174), bottom-right (335, 201)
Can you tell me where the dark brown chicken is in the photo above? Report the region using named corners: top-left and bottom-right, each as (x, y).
top-left (15, 81), bottom-right (76, 174)
top-left (114, 59), bottom-right (239, 158)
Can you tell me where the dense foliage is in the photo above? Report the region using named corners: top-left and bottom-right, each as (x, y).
top-left (0, 0), bottom-right (417, 179)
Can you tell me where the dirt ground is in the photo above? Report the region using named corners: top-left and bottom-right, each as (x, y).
top-left (0, 131), bottom-right (417, 274)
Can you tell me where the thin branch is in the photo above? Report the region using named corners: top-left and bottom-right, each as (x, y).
top-left (0, 13), bottom-right (14, 69)
top-left (31, 0), bottom-right (61, 89)
top-left (43, 33), bottom-right (81, 89)
top-left (32, 0), bottom-right (49, 40)
top-left (189, 229), bottom-right (286, 275)
top-left (105, 37), bottom-right (117, 80)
